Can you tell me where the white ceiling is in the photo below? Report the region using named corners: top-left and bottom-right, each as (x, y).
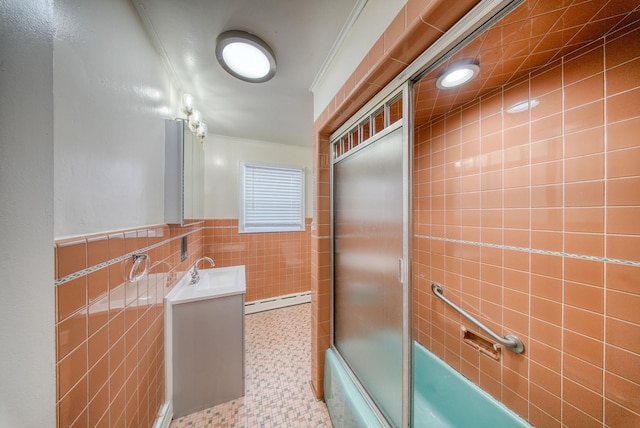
top-left (133, 0), bottom-right (360, 147)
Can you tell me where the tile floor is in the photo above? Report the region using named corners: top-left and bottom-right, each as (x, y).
top-left (170, 303), bottom-right (333, 427)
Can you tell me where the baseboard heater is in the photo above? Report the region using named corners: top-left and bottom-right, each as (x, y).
top-left (245, 291), bottom-right (311, 315)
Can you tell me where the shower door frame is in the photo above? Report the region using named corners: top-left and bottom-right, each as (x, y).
top-left (329, 83), bottom-right (413, 428)
top-left (327, 2), bottom-right (526, 426)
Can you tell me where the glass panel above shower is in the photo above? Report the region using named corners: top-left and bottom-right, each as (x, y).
top-left (332, 95), bottom-right (403, 161)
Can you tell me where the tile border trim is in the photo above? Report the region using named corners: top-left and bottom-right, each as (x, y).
top-left (415, 234), bottom-right (640, 267)
top-left (54, 228), bottom-right (202, 287)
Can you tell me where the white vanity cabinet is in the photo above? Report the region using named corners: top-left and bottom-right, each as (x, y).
top-left (165, 266), bottom-right (246, 419)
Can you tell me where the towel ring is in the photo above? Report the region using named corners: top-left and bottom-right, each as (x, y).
top-left (129, 253), bottom-right (149, 282)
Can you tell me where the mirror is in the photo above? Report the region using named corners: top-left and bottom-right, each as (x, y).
top-left (183, 126), bottom-right (204, 223)
top-left (165, 119), bottom-right (204, 225)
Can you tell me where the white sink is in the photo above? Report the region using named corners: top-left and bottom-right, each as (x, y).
top-left (166, 265), bottom-right (246, 304)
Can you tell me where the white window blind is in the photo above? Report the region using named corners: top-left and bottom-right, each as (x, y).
top-left (240, 163), bottom-right (305, 233)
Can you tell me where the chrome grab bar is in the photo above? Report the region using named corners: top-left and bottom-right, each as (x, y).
top-left (431, 283), bottom-right (525, 354)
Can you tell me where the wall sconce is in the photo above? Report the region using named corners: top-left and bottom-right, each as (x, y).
top-left (188, 109), bottom-right (202, 132)
top-left (181, 93), bottom-right (195, 116)
top-left (180, 93), bottom-right (207, 142)
top-left (196, 122), bottom-right (208, 139)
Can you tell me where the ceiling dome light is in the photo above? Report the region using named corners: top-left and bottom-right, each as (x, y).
top-left (436, 60), bottom-right (480, 89)
top-left (216, 30), bottom-right (276, 83)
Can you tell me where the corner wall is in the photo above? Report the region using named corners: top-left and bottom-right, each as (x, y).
top-left (413, 25), bottom-right (640, 427)
top-left (203, 219), bottom-right (311, 302)
top-left (203, 134), bottom-right (312, 219)
top-left (0, 1), bottom-right (56, 426)
top-left (311, 0), bottom-right (406, 118)
top-left (203, 134), bottom-right (313, 302)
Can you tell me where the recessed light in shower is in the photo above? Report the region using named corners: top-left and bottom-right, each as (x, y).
top-left (216, 30), bottom-right (276, 83)
top-left (435, 60), bottom-right (480, 89)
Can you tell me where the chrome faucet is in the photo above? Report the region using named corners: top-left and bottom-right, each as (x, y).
top-left (189, 257), bottom-right (215, 285)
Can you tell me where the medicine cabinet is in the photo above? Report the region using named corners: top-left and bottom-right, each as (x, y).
top-left (165, 119), bottom-right (204, 225)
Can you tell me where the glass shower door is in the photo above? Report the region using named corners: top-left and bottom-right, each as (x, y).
top-left (333, 125), bottom-right (404, 427)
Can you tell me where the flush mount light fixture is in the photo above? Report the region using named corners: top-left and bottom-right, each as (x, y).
top-left (435, 59), bottom-right (480, 89)
top-left (215, 30), bottom-right (276, 83)
top-left (507, 99), bottom-right (540, 114)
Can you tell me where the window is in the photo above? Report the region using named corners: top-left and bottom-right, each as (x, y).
top-left (240, 162), bottom-right (305, 233)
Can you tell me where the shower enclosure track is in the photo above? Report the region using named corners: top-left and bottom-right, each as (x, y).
top-left (431, 283), bottom-right (525, 354)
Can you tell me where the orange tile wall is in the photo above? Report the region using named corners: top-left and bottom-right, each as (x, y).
top-left (203, 219), bottom-right (312, 302)
top-left (413, 24), bottom-right (640, 427)
top-left (310, 133), bottom-right (332, 398)
top-left (55, 222), bottom-right (204, 428)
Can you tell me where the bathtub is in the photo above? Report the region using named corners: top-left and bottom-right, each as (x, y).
top-left (325, 341), bottom-right (531, 427)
